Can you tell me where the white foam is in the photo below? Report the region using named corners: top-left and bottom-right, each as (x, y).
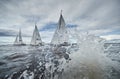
top-left (60, 33), bottom-right (120, 79)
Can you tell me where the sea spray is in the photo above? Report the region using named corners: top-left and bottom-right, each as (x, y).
top-left (1, 33), bottom-right (120, 79)
top-left (61, 33), bottom-right (120, 79)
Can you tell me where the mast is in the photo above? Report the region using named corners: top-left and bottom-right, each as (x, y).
top-left (51, 10), bottom-right (69, 45)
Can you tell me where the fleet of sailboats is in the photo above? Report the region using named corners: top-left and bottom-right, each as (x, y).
top-left (13, 11), bottom-right (69, 46)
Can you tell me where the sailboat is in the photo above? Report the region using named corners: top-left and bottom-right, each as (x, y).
top-left (14, 29), bottom-right (26, 46)
top-left (30, 24), bottom-right (43, 46)
top-left (51, 10), bottom-right (69, 45)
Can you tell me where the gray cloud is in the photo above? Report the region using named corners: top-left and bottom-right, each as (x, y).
top-left (0, 0), bottom-right (120, 40)
top-left (0, 29), bottom-right (16, 36)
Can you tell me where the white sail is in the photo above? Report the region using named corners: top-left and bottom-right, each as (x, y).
top-left (30, 24), bottom-right (42, 45)
top-left (14, 34), bottom-right (18, 44)
top-left (14, 29), bottom-right (25, 45)
top-left (51, 11), bottom-right (69, 45)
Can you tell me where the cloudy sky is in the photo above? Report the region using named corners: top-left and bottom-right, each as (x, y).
top-left (0, 0), bottom-right (120, 41)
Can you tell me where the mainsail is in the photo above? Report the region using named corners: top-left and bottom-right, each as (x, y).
top-left (14, 29), bottom-right (25, 45)
top-left (14, 34), bottom-right (18, 44)
top-left (51, 11), bottom-right (69, 45)
top-left (30, 24), bottom-right (42, 45)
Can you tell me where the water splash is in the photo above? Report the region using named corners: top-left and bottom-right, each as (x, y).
top-left (1, 33), bottom-right (120, 79)
top-left (61, 33), bottom-right (120, 79)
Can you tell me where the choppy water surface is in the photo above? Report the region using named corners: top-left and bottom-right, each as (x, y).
top-left (0, 35), bottom-right (120, 79)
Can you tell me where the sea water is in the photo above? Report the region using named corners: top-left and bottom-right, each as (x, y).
top-left (0, 34), bottom-right (120, 79)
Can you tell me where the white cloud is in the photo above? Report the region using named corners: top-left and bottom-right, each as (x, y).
top-left (101, 35), bottom-right (120, 40)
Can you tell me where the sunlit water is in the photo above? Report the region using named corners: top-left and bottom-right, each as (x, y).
top-left (0, 35), bottom-right (120, 79)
